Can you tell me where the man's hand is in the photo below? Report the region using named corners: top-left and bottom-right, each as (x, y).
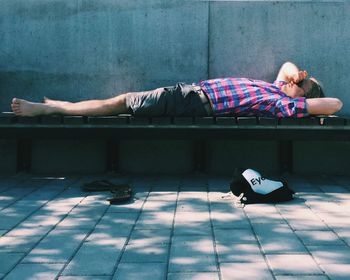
top-left (276, 62), bottom-right (308, 84)
top-left (290, 70), bottom-right (308, 84)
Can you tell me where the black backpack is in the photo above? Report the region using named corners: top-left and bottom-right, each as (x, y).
top-left (228, 168), bottom-right (295, 205)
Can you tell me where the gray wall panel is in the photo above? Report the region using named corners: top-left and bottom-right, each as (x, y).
top-left (209, 1), bottom-right (349, 114)
top-left (118, 140), bottom-right (194, 174)
top-left (0, 0), bottom-right (208, 110)
top-left (293, 141), bottom-right (350, 175)
top-left (31, 140), bottom-right (106, 174)
top-left (208, 140), bottom-right (279, 175)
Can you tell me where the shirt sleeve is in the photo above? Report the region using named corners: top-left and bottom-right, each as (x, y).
top-left (275, 97), bottom-right (309, 118)
top-left (273, 80), bottom-right (287, 88)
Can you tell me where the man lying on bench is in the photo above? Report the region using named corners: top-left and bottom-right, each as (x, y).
top-left (11, 62), bottom-right (343, 118)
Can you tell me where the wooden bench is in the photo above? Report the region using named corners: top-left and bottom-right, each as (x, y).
top-left (0, 112), bottom-right (349, 173)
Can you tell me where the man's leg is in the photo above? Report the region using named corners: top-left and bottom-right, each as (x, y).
top-left (11, 94), bottom-right (129, 117)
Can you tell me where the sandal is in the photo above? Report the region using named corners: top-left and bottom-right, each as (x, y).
top-left (107, 187), bottom-right (133, 204)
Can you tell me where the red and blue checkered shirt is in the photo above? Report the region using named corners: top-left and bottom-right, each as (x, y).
top-left (199, 78), bottom-right (308, 118)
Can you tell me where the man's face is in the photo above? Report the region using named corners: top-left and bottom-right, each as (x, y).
top-left (281, 82), bottom-right (305, 98)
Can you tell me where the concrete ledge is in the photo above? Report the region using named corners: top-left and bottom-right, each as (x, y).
top-left (31, 140), bottom-right (107, 174)
top-left (118, 140), bottom-right (194, 174)
top-left (208, 140), bottom-right (279, 175)
top-left (294, 141), bottom-right (350, 175)
top-left (0, 140), bottom-right (17, 174)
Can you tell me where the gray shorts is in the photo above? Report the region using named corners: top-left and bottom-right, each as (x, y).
top-left (125, 83), bottom-right (209, 117)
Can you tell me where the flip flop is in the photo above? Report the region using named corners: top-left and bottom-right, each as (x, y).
top-left (107, 188), bottom-right (132, 204)
top-left (82, 180), bottom-right (129, 192)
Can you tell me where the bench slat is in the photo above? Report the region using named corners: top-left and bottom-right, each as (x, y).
top-left (17, 116), bottom-right (40, 124)
top-left (0, 113), bottom-right (16, 124)
top-left (173, 117), bottom-right (194, 125)
top-left (237, 117), bottom-right (258, 125)
top-left (259, 117), bottom-right (278, 126)
top-left (322, 117), bottom-right (346, 126)
top-left (151, 117), bottom-right (172, 125)
top-left (41, 115), bottom-right (62, 124)
top-left (63, 116), bottom-right (86, 124)
top-left (129, 116), bottom-right (150, 125)
top-left (88, 116), bottom-right (128, 125)
top-left (195, 117), bottom-right (215, 125)
top-left (216, 117), bottom-right (237, 126)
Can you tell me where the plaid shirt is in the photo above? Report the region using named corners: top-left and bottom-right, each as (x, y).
top-left (199, 78), bottom-right (308, 118)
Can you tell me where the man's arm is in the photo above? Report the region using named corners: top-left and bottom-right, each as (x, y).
top-left (276, 61), bottom-right (307, 83)
top-left (306, 98), bottom-right (343, 115)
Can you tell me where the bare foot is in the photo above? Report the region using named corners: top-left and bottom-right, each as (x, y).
top-left (43, 96), bottom-right (71, 106)
top-left (11, 98), bottom-right (55, 117)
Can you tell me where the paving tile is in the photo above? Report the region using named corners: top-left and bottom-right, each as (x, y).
top-left (107, 197), bottom-right (145, 213)
top-left (244, 206), bottom-right (285, 224)
top-left (135, 211), bottom-right (174, 229)
top-left (0, 187), bottom-right (38, 209)
top-left (62, 237), bottom-right (126, 276)
top-left (120, 243), bottom-right (169, 263)
top-left (216, 243), bottom-right (265, 263)
top-left (305, 199), bottom-right (345, 213)
top-left (220, 262), bottom-right (272, 280)
top-left (316, 212), bottom-right (350, 229)
top-left (22, 229), bottom-right (89, 263)
top-left (127, 229), bottom-right (171, 245)
top-left (211, 209), bottom-right (250, 229)
top-left (0, 235), bottom-right (43, 253)
top-left (0, 252), bottom-right (25, 275)
top-left (0, 207), bottom-right (36, 230)
top-left (253, 223), bottom-right (307, 254)
top-left (91, 212), bottom-right (138, 237)
top-left (333, 229), bottom-right (350, 246)
top-left (55, 211), bottom-right (101, 230)
top-left (6, 211), bottom-right (67, 237)
top-left (168, 272), bottom-right (220, 280)
top-left (320, 263), bottom-right (350, 280)
top-left (142, 199), bottom-right (177, 212)
top-left (307, 246), bottom-right (350, 264)
top-left (4, 263), bottom-right (64, 280)
top-left (19, 187), bottom-right (63, 203)
top-left (295, 230), bottom-right (345, 246)
top-left (214, 228), bottom-right (256, 244)
top-left (5, 225), bottom-right (53, 237)
top-left (113, 262), bottom-right (167, 280)
top-left (275, 275), bottom-right (328, 280)
top-left (176, 200), bottom-right (209, 212)
top-left (146, 191), bottom-right (178, 201)
top-left (41, 202), bottom-right (78, 213)
top-left (59, 277), bottom-right (109, 280)
top-left (209, 201), bottom-right (239, 213)
top-left (266, 254), bottom-right (323, 275)
top-left (280, 208), bottom-right (328, 231)
top-left (169, 235), bottom-right (217, 272)
top-left (177, 192), bottom-right (209, 212)
top-left (174, 211), bottom-right (210, 228)
top-left (208, 191), bottom-right (230, 203)
top-left (69, 204), bottom-right (108, 216)
top-left (173, 225), bottom-right (212, 236)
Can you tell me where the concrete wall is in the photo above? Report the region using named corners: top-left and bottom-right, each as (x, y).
top-left (1, 0), bottom-right (349, 115)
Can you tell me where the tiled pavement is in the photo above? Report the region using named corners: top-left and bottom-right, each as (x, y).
top-left (0, 173), bottom-right (350, 280)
